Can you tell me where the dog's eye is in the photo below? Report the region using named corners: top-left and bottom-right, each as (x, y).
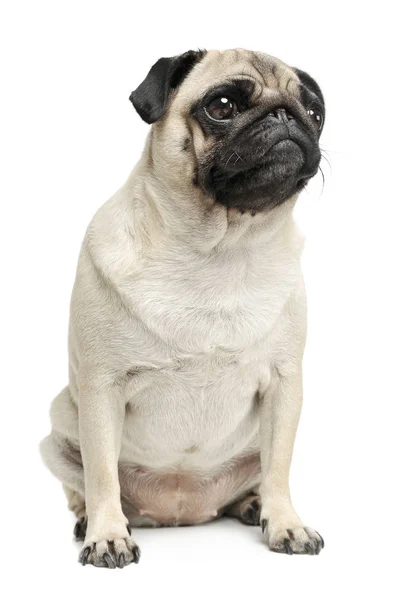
top-left (307, 107), bottom-right (323, 130)
top-left (205, 97), bottom-right (238, 121)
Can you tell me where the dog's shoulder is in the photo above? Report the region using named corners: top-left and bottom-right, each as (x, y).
top-left (83, 186), bottom-right (141, 278)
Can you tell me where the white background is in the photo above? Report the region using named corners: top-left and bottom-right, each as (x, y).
top-left (1, 1), bottom-right (398, 598)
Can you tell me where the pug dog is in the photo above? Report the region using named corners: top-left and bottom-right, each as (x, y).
top-left (40, 48), bottom-right (326, 568)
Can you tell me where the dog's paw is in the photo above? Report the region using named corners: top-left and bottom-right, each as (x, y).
top-left (225, 493), bottom-right (261, 525)
top-left (79, 529), bottom-right (141, 568)
top-left (239, 495), bottom-right (261, 526)
top-left (262, 520), bottom-right (324, 555)
top-left (73, 516), bottom-right (87, 541)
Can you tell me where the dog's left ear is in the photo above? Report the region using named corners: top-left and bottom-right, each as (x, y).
top-left (130, 50), bottom-right (206, 124)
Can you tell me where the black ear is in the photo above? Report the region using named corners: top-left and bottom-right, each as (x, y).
top-left (129, 50), bottom-right (206, 124)
top-left (294, 68), bottom-right (325, 108)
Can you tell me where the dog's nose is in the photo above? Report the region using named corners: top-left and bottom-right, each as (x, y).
top-left (269, 108), bottom-right (295, 123)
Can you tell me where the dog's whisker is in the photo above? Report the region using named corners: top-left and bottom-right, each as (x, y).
top-left (225, 152), bottom-right (236, 167)
top-left (233, 152), bottom-right (244, 164)
top-left (320, 151), bottom-right (332, 171)
top-left (226, 151), bottom-right (243, 167)
top-left (318, 165), bottom-right (325, 192)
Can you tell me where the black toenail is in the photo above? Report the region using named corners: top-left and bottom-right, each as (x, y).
top-left (284, 538), bottom-right (293, 555)
top-left (261, 519), bottom-right (268, 534)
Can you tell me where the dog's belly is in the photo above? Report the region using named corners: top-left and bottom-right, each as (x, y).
top-left (119, 452), bottom-right (261, 527)
top-left (118, 355), bottom-right (264, 525)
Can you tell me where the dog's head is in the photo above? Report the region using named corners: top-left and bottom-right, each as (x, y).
top-left (130, 49), bottom-right (324, 214)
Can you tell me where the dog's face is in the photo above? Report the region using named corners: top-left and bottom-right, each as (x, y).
top-left (130, 49), bottom-right (324, 214)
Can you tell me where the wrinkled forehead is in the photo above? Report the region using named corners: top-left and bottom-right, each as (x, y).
top-left (176, 49), bottom-right (301, 106)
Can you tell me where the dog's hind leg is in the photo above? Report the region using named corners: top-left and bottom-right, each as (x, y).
top-left (225, 493), bottom-right (261, 526)
top-left (41, 430), bottom-right (88, 540)
top-left (63, 485), bottom-right (86, 519)
top-left (40, 431), bottom-right (85, 494)
top-left (63, 485), bottom-right (87, 541)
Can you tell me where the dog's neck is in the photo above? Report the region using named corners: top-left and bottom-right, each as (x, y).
top-left (125, 151), bottom-right (299, 255)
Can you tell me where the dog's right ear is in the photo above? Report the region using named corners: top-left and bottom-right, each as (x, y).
top-left (129, 50), bottom-right (206, 124)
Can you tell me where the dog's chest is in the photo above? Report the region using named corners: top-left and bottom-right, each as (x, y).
top-left (126, 243), bottom-right (299, 352)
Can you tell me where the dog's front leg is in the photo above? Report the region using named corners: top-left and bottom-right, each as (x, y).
top-left (78, 378), bottom-right (140, 568)
top-left (259, 367), bottom-right (324, 555)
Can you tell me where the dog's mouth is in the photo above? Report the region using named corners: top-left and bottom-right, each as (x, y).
top-left (207, 137), bottom-right (318, 212)
top-left (199, 114), bottom-right (321, 213)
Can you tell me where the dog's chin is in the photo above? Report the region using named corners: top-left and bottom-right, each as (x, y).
top-left (209, 140), bottom-right (312, 214)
